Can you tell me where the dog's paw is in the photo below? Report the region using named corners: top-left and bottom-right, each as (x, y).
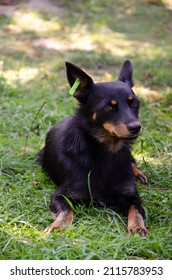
top-left (131, 163), bottom-right (148, 184)
top-left (44, 211), bottom-right (74, 234)
top-left (127, 226), bottom-right (148, 237)
top-left (44, 224), bottom-right (57, 234)
top-left (44, 224), bottom-right (66, 234)
top-left (135, 172), bottom-right (148, 184)
top-left (128, 205), bottom-right (147, 237)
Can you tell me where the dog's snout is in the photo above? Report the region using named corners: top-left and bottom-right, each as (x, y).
top-left (127, 122), bottom-right (142, 135)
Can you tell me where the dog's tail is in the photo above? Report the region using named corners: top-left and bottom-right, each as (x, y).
top-left (37, 148), bottom-right (44, 166)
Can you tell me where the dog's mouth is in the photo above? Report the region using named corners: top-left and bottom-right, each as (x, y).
top-left (120, 134), bottom-right (140, 141)
top-left (111, 132), bottom-right (140, 141)
top-left (120, 130), bottom-right (142, 140)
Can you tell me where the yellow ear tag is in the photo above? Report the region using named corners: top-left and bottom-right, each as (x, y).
top-left (69, 78), bottom-right (80, 95)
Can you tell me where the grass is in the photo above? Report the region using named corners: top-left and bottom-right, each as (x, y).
top-left (0, 0), bottom-right (172, 260)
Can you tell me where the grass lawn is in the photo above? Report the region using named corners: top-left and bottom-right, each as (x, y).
top-left (0, 0), bottom-right (172, 260)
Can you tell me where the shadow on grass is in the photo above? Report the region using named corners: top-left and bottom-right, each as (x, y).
top-left (1, 9), bottom-right (171, 109)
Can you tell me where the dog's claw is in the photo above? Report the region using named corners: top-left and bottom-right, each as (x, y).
top-left (44, 224), bottom-right (56, 234)
top-left (44, 210), bottom-right (74, 234)
top-left (44, 224), bottom-right (64, 234)
top-left (140, 228), bottom-right (147, 237)
top-left (136, 173), bottom-right (148, 184)
top-left (127, 226), bottom-right (148, 237)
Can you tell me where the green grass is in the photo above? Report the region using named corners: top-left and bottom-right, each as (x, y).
top-left (0, 0), bottom-right (172, 260)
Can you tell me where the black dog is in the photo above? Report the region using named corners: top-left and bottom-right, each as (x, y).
top-left (38, 60), bottom-right (148, 236)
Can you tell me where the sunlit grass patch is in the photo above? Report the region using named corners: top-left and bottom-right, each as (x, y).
top-left (12, 11), bottom-right (63, 33)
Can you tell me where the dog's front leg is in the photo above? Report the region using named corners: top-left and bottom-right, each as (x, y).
top-left (44, 191), bottom-right (74, 234)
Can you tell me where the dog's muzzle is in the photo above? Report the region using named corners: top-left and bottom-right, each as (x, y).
top-left (127, 121), bottom-right (142, 136)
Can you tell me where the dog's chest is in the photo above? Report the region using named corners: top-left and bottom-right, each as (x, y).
top-left (90, 148), bottom-right (134, 200)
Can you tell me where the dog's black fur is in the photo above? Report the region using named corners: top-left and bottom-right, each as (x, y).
top-left (37, 60), bottom-right (147, 236)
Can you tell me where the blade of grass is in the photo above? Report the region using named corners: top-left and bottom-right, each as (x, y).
top-left (60, 194), bottom-right (75, 211)
top-left (87, 170), bottom-right (94, 207)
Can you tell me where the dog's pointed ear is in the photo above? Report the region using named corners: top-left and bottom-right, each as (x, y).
top-left (118, 60), bottom-right (134, 88)
top-left (65, 62), bottom-right (94, 100)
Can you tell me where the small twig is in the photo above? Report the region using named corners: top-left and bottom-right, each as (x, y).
top-left (154, 188), bottom-right (170, 191)
top-left (23, 101), bottom-right (46, 156)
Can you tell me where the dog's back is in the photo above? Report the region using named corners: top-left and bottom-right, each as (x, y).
top-left (38, 116), bottom-right (73, 184)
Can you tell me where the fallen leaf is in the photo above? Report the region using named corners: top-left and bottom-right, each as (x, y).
top-left (20, 147), bottom-right (34, 153)
top-left (32, 180), bottom-right (39, 185)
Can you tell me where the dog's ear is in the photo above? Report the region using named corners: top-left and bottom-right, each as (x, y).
top-left (65, 62), bottom-right (94, 100)
top-left (118, 60), bottom-right (134, 88)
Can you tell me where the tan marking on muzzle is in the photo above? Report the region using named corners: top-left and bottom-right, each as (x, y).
top-left (103, 122), bottom-right (130, 138)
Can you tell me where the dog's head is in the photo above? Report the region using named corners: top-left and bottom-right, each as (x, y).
top-left (66, 60), bottom-right (142, 143)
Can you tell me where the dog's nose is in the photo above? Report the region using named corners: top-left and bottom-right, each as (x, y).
top-left (127, 122), bottom-right (142, 135)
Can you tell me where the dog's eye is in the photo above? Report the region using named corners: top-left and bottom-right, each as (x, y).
top-left (105, 105), bottom-right (113, 111)
top-left (104, 103), bottom-right (118, 112)
top-left (128, 96), bottom-right (140, 109)
top-left (130, 100), bottom-right (139, 109)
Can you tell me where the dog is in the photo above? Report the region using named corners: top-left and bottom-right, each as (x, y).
top-left (37, 60), bottom-right (148, 236)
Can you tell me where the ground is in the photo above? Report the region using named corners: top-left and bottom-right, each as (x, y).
top-left (0, 0), bottom-right (172, 260)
